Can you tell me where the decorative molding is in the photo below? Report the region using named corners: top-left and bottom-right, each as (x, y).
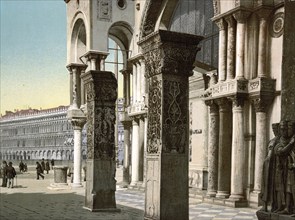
top-left (213, 0), bottom-right (220, 15)
top-left (269, 12), bottom-right (284, 38)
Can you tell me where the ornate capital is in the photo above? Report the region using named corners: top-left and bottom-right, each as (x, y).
top-left (205, 100), bottom-right (219, 114)
top-left (66, 63), bottom-right (87, 73)
top-left (225, 15), bottom-right (235, 28)
top-left (215, 18), bottom-right (227, 31)
top-left (233, 10), bottom-right (251, 23)
top-left (139, 30), bottom-right (203, 79)
top-left (255, 8), bottom-right (272, 20)
top-left (251, 97), bottom-right (273, 113)
top-left (216, 98), bottom-right (231, 112)
top-left (71, 118), bottom-right (86, 130)
top-left (229, 95), bottom-right (245, 108)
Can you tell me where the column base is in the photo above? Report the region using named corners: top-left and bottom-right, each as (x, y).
top-left (48, 183), bottom-right (69, 190)
top-left (206, 190), bottom-right (217, 197)
top-left (119, 181), bottom-right (130, 188)
top-left (83, 207), bottom-right (121, 212)
top-left (229, 194), bottom-right (244, 201)
top-left (216, 191), bottom-right (230, 198)
top-left (249, 191), bottom-right (262, 208)
top-left (71, 182), bottom-right (83, 188)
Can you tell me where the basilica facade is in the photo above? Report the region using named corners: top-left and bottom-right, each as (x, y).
top-left (64, 0), bottom-right (294, 219)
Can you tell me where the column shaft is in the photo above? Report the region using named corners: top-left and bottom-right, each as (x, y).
top-left (206, 101), bottom-right (219, 197)
top-left (122, 122), bottom-right (131, 186)
top-left (215, 19), bottom-right (227, 82)
top-left (216, 99), bottom-right (232, 198)
top-left (225, 16), bottom-right (236, 80)
top-left (139, 118), bottom-right (145, 182)
top-left (257, 18), bottom-right (267, 77)
top-left (235, 22), bottom-right (245, 79)
top-left (254, 112), bottom-right (267, 192)
top-left (137, 62), bottom-right (142, 103)
top-left (131, 119), bottom-right (140, 185)
top-left (230, 99), bottom-right (245, 200)
top-left (132, 64), bottom-right (137, 104)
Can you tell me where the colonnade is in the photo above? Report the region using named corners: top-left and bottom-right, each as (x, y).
top-left (205, 8), bottom-right (275, 204)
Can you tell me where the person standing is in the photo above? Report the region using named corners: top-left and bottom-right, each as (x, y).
top-left (36, 162), bottom-right (44, 180)
top-left (1, 161), bottom-right (8, 187)
top-left (41, 158), bottom-right (45, 174)
top-left (6, 162), bottom-right (16, 188)
top-left (45, 160), bottom-right (50, 174)
top-left (50, 159), bottom-right (55, 170)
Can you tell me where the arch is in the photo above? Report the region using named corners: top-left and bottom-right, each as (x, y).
top-left (52, 150), bottom-right (56, 160)
top-left (56, 150), bottom-right (61, 160)
top-left (69, 13), bottom-right (88, 63)
top-left (47, 150), bottom-right (51, 159)
top-left (66, 150), bottom-right (71, 160)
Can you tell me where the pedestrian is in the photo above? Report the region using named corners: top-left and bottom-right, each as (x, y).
top-left (1, 161), bottom-right (8, 187)
top-left (41, 158), bottom-right (45, 174)
top-left (24, 163), bottom-right (28, 172)
top-left (45, 160), bottom-right (50, 174)
top-left (19, 160), bottom-right (24, 172)
top-left (50, 159), bottom-right (55, 169)
top-left (6, 162), bottom-right (16, 188)
top-left (36, 162), bottom-right (44, 180)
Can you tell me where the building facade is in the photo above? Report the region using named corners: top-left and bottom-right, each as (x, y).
top-left (64, 0), bottom-right (295, 217)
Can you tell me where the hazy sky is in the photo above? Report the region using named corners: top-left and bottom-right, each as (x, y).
top-left (0, 0), bottom-right (68, 115)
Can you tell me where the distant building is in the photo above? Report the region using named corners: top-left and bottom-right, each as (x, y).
top-left (0, 101), bottom-right (125, 162)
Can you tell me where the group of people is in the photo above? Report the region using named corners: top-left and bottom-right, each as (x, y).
top-left (261, 120), bottom-right (295, 215)
top-left (36, 158), bottom-right (55, 180)
top-left (1, 161), bottom-right (17, 188)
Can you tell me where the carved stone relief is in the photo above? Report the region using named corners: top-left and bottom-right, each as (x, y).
top-left (147, 76), bottom-right (161, 154)
top-left (86, 101), bottom-right (94, 159)
top-left (163, 79), bottom-right (188, 154)
top-left (97, 0), bottom-right (112, 21)
top-left (269, 12), bottom-right (284, 38)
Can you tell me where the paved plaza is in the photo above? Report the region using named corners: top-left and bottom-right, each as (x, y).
top-left (0, 166), bottom-right (258, 220)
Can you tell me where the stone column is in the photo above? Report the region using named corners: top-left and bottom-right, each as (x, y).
top-left (256, 9), bottom-right (271, 78)
top-left (205, 100), bottom-right (219, 197)
top-left (225, 15), bottom-right (236, 80)
top-left (215, 18), bottom-right (227, 82)
top-left (132, 63), bottom-right (137, 104)
top-left (71, 118), bottom-right (86, 188)
top-left (216, 98), bottom-right (232, 198)
top-left (233, 11), bottom-right (250, 80)
top-left (83, 51), bottom-right (109, 71)
top-left (229, 96), bottom-right (245, 200)
top-left (66, 63), bottom-right (87, 188)
top-left (81, 70), bottom-right (119, 212)
top-left (121, 120), bottom-right (132, 187)
top-left (137, 61), bottom-right (142, 103)
top-left (130, 118), bottom-right (140, 186)
top-left (139, 30), bottom-right (203, 220)
top-left (140, 57), bottom-right (146, 100)
top-left (252, 98), bottom-right (270, 193)
top-left (281, 1), bottom-right (295, 121)
top-left (139, 117), bottom-right (145, 183)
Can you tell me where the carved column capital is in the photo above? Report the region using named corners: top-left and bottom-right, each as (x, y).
top-left (216, 98), bottom-right (231, 111)
top-left (255, 7), bottom-right (272, 20)
top-left (229, 95), bottom-right (245, 108)
top-left (66, 63), bottom-right (87, 73)
top-left (215, 18), bottom-right (227, 31)
top-left (251, 97), bottom-right (273, 113)
top-left (205, 100), bottom-right (219, 114)
top-left (71, 118), bottom-right (86, 130)
top-left (225, 15), bottom-right (236, 27)
top-left (233, 10), bottom-right (251, 23)
top-left (139, 30), bottom-right (204, 78)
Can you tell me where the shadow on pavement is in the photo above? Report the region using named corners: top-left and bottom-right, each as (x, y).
top-left (0, 192), bottom-right (144, 220)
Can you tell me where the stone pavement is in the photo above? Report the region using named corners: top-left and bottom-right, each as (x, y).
top-left (0, 166), bottom-right (258, 220)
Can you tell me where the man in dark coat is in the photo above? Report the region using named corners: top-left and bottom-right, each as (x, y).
top-left (1, 161), bottom-right (8, 187)
top-left (36, 162), bottom-right (44, 180)
top-left (6, 162), bottom-right (16, 188)
top-left (41, 158), bottom-right (45, 174)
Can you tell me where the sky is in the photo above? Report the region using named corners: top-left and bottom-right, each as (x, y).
top-left (0, 0), bottom-right (68, 115)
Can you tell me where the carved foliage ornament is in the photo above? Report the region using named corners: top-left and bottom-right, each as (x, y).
top-left (86, 102), bottom-right (94, 159)
top-left (147, 76), bottom-right (161, 154)
top-left (163, 79), bottom-right (188, 154)
top-left (85, 81), bottom-right (117, 103)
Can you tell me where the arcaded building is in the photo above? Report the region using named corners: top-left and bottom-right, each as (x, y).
top-left (64, 0), bottom-right (295, 218)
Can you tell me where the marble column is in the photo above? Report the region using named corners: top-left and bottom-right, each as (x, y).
top-left (81, 70), bottom-right (119, 212)
top-left (139, 117), bottom-right (145, 183)
top-left (66, 63), bottom-right (87, 188)
top-left (215, 18), bottom-right (227, 82)
top-left (121, 120), bottom-right (132, 187)
top-left (225, 15), bottom-right (236, 80)
top-left (130, 118), bottom-right (140, 186)
top-left (140, 57), bottom-right (146, 100)
top-left (132, 64), bottom-right (137, 104)
top-left (252, 98), bottom-right (269, 193)
top-left (137, 61), bottom-right (142, 103)
top-left (71, 118), bottom-right (86, 188)
top-left (205, 100), bottom-right (219, 197)
top-left (216, 98), bottom-right (232, 198)
top-left (234, 11), bottom-right (250, 80)
top-left (256, 9), bottom-right (271, 78)
top-left (229, 97), bottom-right (245, 200)
top-left (139, 30), bottom-right (203, 220)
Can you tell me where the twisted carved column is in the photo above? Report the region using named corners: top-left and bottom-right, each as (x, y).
top-left (139, 30), bottom-right (203, 220)
top-left (215, 18), bottom-right (227, 82)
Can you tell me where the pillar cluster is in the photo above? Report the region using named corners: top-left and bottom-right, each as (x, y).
top-left (203, 8), bottom-right (276, 206)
